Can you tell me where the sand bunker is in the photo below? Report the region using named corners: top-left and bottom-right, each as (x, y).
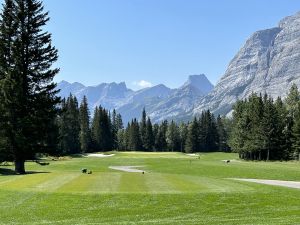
top-left (109, 166), bottom-right (145, 173)
top-left (86, 153), bottom-right (115, 158)
top-left (186, 154), bottom-right (198, 156)
top-left (233, 178), bottom-right (300, 189)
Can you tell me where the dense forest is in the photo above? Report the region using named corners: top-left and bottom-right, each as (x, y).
top-left (54, 83), bottom-right (300, 162)
top-left (55, 94), bottom-right (230, 155)
top-left (230, 84), bottom-right (300, 161)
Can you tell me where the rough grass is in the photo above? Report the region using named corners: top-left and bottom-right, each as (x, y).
top-left (0, 152), bottom-right (299, 224)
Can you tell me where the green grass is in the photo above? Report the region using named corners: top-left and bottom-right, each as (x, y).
top-left (0, 152), bottom-right (299, 224)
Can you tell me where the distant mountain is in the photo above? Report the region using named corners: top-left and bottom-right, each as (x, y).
top-left (58, 11), bottom-right (300, 122)
top-left (57, 81), bottom-right (133, 110)
top-left (56, 74), bottom-right (214, 123)
top-left (182, 74), bottom-right (214, 95)
top-left (193, 11), bottom-right (300, 116)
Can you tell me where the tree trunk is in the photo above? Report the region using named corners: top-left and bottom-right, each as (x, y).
top-left (15, 158), bottom-right (25, 174)
top-left (267, 149), bottom-right (270, 161)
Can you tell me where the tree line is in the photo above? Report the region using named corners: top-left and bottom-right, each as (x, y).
top-left (229, 84), bottom-right (300, 161)
top-left (56, 95), bottom-right (230, 154)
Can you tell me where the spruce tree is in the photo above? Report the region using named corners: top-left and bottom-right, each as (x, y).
top-left (111, 109), bottom-right (118, 149)
top-left (0, 0), bottom-right (18, 163)
top-left (216, 115), bottom-right (229, 152)
top-left (285, 84), bottom-right (300, 117)
top-left (0, 0), bottom-right (60, 173)
top-left (275, 97), bottom-right (292, 160)
top-left (144, 117), bottom-right (154, 151)
top-left (140, 108), bottom-right (147, 150)
top-left (91, 107), bottom-right (101, 151)
top-left (58, 95), bottom-right (80, 154)
top-left (229, 100), bottom-right (249, 158)
top-left (179, 122), bottom-right (188, 152)
top-left (185, 118), bottom-right (199, 153)
top-left (291, 102), bottom-right (300, 160)
top-left (111, 110), bottom-right (123, 150)
top-left (166, 120), bottom-right (180, 152)
top-left (79, 96), bottom-right (90, 152)
top-left (128, 119), bottom-right (141, 151)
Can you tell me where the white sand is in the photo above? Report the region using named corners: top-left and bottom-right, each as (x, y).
top-left (232, 178), bottom-right (300, 189)
top-left (109, 166), bottom-right (145, 173)
top-left (186, 154), bottom-right (198, 156)
top-left (86, 153), bottom-right (115, 158)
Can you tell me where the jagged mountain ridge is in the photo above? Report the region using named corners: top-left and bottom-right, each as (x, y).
top-left (193, 11), bottom-right (300, 116)
top-left (56, 74), bottom-right (214, 123)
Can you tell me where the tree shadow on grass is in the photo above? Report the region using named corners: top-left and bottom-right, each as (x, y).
top-left (0, 168), bottom-right (50, 176)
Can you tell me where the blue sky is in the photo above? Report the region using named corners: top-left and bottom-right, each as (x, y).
top-left (3, 0), bottom-right (300, 90)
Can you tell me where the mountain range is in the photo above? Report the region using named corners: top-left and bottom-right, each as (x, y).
top-left (57, 11), bottom-right (300, 123)
top-left (57, 74), bottom-right (214, 123)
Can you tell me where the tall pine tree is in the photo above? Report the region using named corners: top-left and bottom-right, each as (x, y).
top-left (79, 96), bottom-right (90, 153)
top-left (0, 0), bottom-right (60, 173)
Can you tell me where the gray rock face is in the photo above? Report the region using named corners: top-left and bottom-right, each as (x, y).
top-left (194, 11), bottom-right (300, 116)
top-left (57, 74), bottom-right (214, 123)
top-left (182, 74), bottom-right (214, 95)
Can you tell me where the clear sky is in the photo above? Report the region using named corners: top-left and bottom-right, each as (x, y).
top-left (3, 0), bottom-right (300, 90)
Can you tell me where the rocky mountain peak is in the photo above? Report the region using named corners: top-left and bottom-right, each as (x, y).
top-left (194, 11), bottom-right (300, 116)
top-left (182, 74), bottom-right (214, 94)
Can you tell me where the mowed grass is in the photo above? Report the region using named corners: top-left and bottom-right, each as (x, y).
top-left (0, 152), bottom-right (299, 224)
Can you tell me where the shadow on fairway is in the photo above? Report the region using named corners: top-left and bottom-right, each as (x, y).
top-left (0, 168), bottom-right (50, 176)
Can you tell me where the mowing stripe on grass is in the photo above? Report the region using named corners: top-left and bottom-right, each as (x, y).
top-left (0, 173), bottom-right (54, 190)
top-left (144, 173), bottom-right (177, 193)
top-left (35, 173), bottom-right (81, 192)
top-left (118, 172), bottom-right (149, 193)
top-left (57, 172), bottom-right (121, 193)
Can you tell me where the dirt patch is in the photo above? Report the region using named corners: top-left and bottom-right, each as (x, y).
top-left (109, 166), bottom-right (145, 173)
top-left (232, 178), bottom-right (300, 189)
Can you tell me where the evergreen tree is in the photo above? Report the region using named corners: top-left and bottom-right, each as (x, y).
top-left (292, 102), bottom-right (300, 160)
top-left (79, 96), bottom-right (90, 152)
top-left (285, 83), bottom-right (300, 117)
top-left (216, 115), bottom-right (229, 152)
top-left (246, 94), bottom-right (264, 160)
top-left (117, 129), bottom-right (126, 150)
top-left (144, 117), bottom-right (154, 151)
top-left (58, 95), bottom-right (80, 154)
top-left (179, 122), bottom-right (188, 152)
top-left (166, 120), bottom-right (180, 152)
top-left (128, 119), bottom-right (141, 151)
top-left (275, 97), bottom-right (292, 160)
top-left (185, 118), bottom-right (199, 153)
top-left (229, 99), bottom-right (251, 159)
top-left (111, 109), bottom-right (118, 150)
top-left (99, 108), bottom-right (113, 151)
top-left (0, 0), bottom-right (18, 163)
top-left (198, 110), bottom-right (218, 152)
top-left (91, 107), bottom-right (101, 151)
top-left (0, 0), bottom-right (60, 173)
top-left (261, 95), bottom-right (280, 160)
top-left (140, 108), bottom-right (147, 150)
top-left (91, 106), bottom-right (113, 151)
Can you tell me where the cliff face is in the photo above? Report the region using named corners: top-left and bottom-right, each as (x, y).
top-left (194, 12), bottom-right (300, 116)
